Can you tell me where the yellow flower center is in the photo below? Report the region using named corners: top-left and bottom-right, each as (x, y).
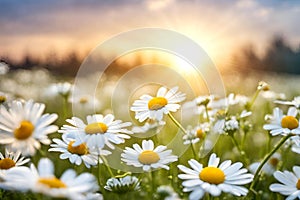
top-left (0, 95), bottom-right (6, 104)
top-left (14, 120), bottom-right (34, 140)
top-left (38, 177), bottom-right (67, 188)
top-left (281, 116), bottom-right (299, 129)
top-left (296, 179), bottom-right (300, 190)
top-left (269, 158), bottom-right (279, 167)
top-left (0, 158), bottom-right (16, 170)
top-left (138, 150), bottom-right (160, 165)
top-left (199, 167), bottom-right (225, 184)
top-left (67, 141), bottom-right (88, 155)
top-left (148, 97), bottom-right (168, 110)
top-left (79, 97), bottom-right (88, 104)
top-left (85, 122), bottom-right (108, 134)
top-left (196, 129), bottom-right (206, 139)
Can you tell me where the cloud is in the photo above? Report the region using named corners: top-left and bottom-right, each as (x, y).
top-left (0, 0), bottom-right (299, 63)
top-left (145, 0), bottom-right (175, 11)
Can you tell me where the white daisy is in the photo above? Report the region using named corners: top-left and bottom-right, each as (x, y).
top-left (0, 100), bottom-right (58, 156)
top-left (130, 86), bottom-right (186, 122)
top-left (0, 149), bottom-right (30, 178)
top-left (257, 81), bottom-right (269, 91)
top-left (69, 94), bottom-right (101, 113)
top-left (0, 91), bottom-right (10, 105)
top-left (178, 153), bottom-right (253, 199)
top-left (249, 153), bottom-right (281, 175)
top-left (49, 134), bottom-right (111, 168)
top-left (47, 82), bottom-right (73, 98)
top-left (59, 114), bottom-right (132, 149)
top-left (104, 175), bottom-right (140, 193)
top-left (263, 107), bottom-right (300, 136)
top-left (261, 91), bottom-right (286, 101)
top-left (121, 140), bottom-right (178, 172)
top-left (290, 136), bottom-right (300, 154)
top-left (275, 96), bottom-right (300, 109)
top-left (1, 158), bottom-right (99, 200)
top-left (183, 123), bottom-right (210, 145)
top-left (132, 120), bottom-right (166, 134)
top-left (213, 117), bottom-right (239, 135)
top-left (270, 166), bottom-right (300, 200)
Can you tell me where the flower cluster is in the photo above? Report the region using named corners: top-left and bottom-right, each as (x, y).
top-left (3, 77), bottom-right (300, 200)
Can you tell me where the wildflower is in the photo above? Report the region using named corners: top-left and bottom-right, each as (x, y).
top-left (104, 175), bottom-right (140, 193)
top-left (178, 153), bottom-right (253, 199)
top-left (131, 86), bottom-right (186, 122)
top-left (132, 120), bottom-right (166, 134)
top-left (183, 123), bottom-right (210, 145)
top-left (261, 91), bottom-right (286, 101)
top-left (0, 91), bottom-right (10, 105)
top-left (257, 81), bottom-right (270, 91)
top-left (59, 114), bottom-right (132, 149)
top-left (121, 140), bottom-right (178, 171)
top-left (249, 153), bottom-right (281, 175)
top-left (263, 107), bottom-right (300, 136)
top-left (69, 94), bottom-right (101, 113)
top-left (48, 82), bottom-right (73, 98)
top-left (49, 134), bottom-right (111, 168)
top-left (275, 96), bottom-right (300, 109)
top-left (270, 166), bottom-right (300, 200)
top-left (213, 117), bottom-right (239, 135)
top-left (0, 100), bottom-right (58, 156)
top-left (1, 158), bottom-right (99, 200)
top-left (0, 149), bottom-right (30, 179)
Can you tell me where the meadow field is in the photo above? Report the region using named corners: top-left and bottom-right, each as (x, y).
top-left (1, 65), bottom-right (300, 200)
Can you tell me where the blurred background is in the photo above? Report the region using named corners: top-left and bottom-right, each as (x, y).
top-left (0, 0), bottom-right (300, 97)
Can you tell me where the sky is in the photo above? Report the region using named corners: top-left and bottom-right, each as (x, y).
top-left (1, 0), bottom-right (300, 67)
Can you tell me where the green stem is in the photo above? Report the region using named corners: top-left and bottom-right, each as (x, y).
top-left (248, 89), bottom-right (260, 110)
top-left (241, 130), bottom-right (247, 151)
top-left (205, 105), bottom-right (210, 122)
top-left (190, 143), bottom-right (198, 160)
top-left (100, 155), bottom-right (114, 177)
top-left (230, 135), bottom-right (247, 164)
top-left (168, 113), bottom-right (188, 134)
top-left (249, 134), bottom-right (292, 193)
top-left (98, 158), bottom-right (102, 186)
top-left (62, 96), bottom-right (68, 119)
top-left (148, 171), bottom-right (155, 198)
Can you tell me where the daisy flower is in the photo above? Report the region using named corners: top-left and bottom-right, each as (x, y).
top-left (104, 175), bottom-right (140, 193)
top-left (275, 96), bottom-right (300, 109)
top-left (121, 140), bottom-right (178, 172)
top-left (69, 94), bottom-right (101, 113)
top-left (0, 149), bottom-right (30, 178)
top-left (49, 134), bottom-right (111, 168)
top-left (263, 107), bottom-right (300, 136)
top-left (1, 158), bottom-right (99, 200)
top-left (0, 100), bottom-right (58, 156)
top-left (132, 120), bottom-right (165, 134)
top-left (213, 117), bottom-right (239, 135)
top-left (249, 153), bottom-right (281, 175)
top-left (261, 91), bottom-right (286, 101)
top-left (130, 86), bottom-right (186, 122)
top-left (270, 166), bottom-right (300, 200)
top-left (0, 91), bottom-right (10, 105)
top-left (47, 82), bottom-right (73, 98)
top-left (178, 153), bottom-right (253, 199)
top-left (59, 114), bottom-right (132, 149)
top-left (183, 123), bottom-right (210, 145)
